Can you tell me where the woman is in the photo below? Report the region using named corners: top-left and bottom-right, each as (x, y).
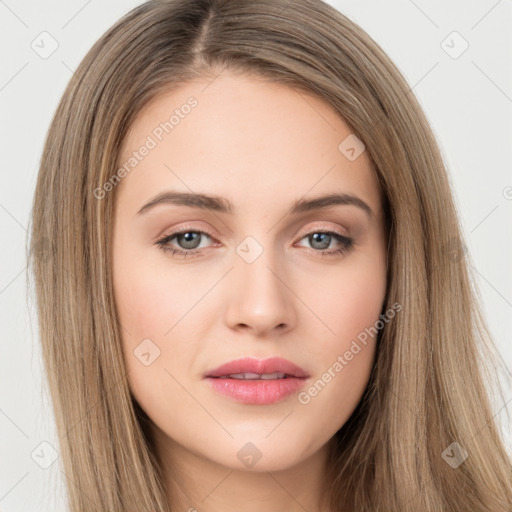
top-left (29, 0), bottom-right (512, 510)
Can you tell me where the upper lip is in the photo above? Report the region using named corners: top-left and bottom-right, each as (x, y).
top-left (204, 357), bottom-right (310, 378)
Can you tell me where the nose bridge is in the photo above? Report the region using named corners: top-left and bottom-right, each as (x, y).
top-left (225, 234), bottom-right (295, 333)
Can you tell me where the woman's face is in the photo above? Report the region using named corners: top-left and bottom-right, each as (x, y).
top-left (112, 71), bottom-right (388, 472)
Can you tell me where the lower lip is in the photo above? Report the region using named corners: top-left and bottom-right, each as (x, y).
top-left (205, 377), bottom-right (308, 405)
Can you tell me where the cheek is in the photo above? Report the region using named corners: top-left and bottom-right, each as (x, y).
top-left (311, 254), bottom-right (387, 350)
top-left (113, 247), bottom-right (208, 340)
top-left (298, 253), bottom-right (386, 412)
top-left (114, 267), bottom-right (203, 424)
top-left (112, 241), bottom-right (200, 398)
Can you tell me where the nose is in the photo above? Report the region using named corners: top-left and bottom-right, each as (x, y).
top-left (224, 249), bottom-right (296, 336)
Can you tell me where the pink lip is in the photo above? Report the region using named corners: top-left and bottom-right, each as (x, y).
top-left (204, 357), bottom-right (310, 405)
top-left (204, 357), bottom-right (309, 379)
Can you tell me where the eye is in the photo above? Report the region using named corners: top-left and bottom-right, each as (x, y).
top-left (296, 230), bottom-right (354, 257)
top-left (155, 227), bottom-right (215, 258)
top-left (155, 227), bottom-right (354, 258)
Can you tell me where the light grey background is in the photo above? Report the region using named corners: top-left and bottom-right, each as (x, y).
top-left (1, 0), bottom-right (511, 510)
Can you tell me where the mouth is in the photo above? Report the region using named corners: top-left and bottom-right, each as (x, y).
top-left (204, 357), bottom-right (310, 405)
top-left (204, 356), bottom-right (310, 379)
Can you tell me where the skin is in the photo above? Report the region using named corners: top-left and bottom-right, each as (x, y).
top-left (112, 70), bottom-right (388, 512)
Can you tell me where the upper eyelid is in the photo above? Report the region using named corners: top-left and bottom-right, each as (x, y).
top-left (160, 218), bottom-right (350, 237)
top-left (158, 226), bottom-right (215, 242)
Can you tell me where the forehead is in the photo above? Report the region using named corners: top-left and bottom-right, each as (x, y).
top-left (116, 72), bottom-right (381, 215)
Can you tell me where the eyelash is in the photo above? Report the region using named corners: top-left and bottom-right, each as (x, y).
top-left (155, 226), bottom-right (354, 259)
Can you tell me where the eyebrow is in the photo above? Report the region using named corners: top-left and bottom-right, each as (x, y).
top-left (136, 191), bottom-right (373, 218)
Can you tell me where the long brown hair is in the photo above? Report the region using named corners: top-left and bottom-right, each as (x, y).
top-left (28, 0), bottom-right (512, 510)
